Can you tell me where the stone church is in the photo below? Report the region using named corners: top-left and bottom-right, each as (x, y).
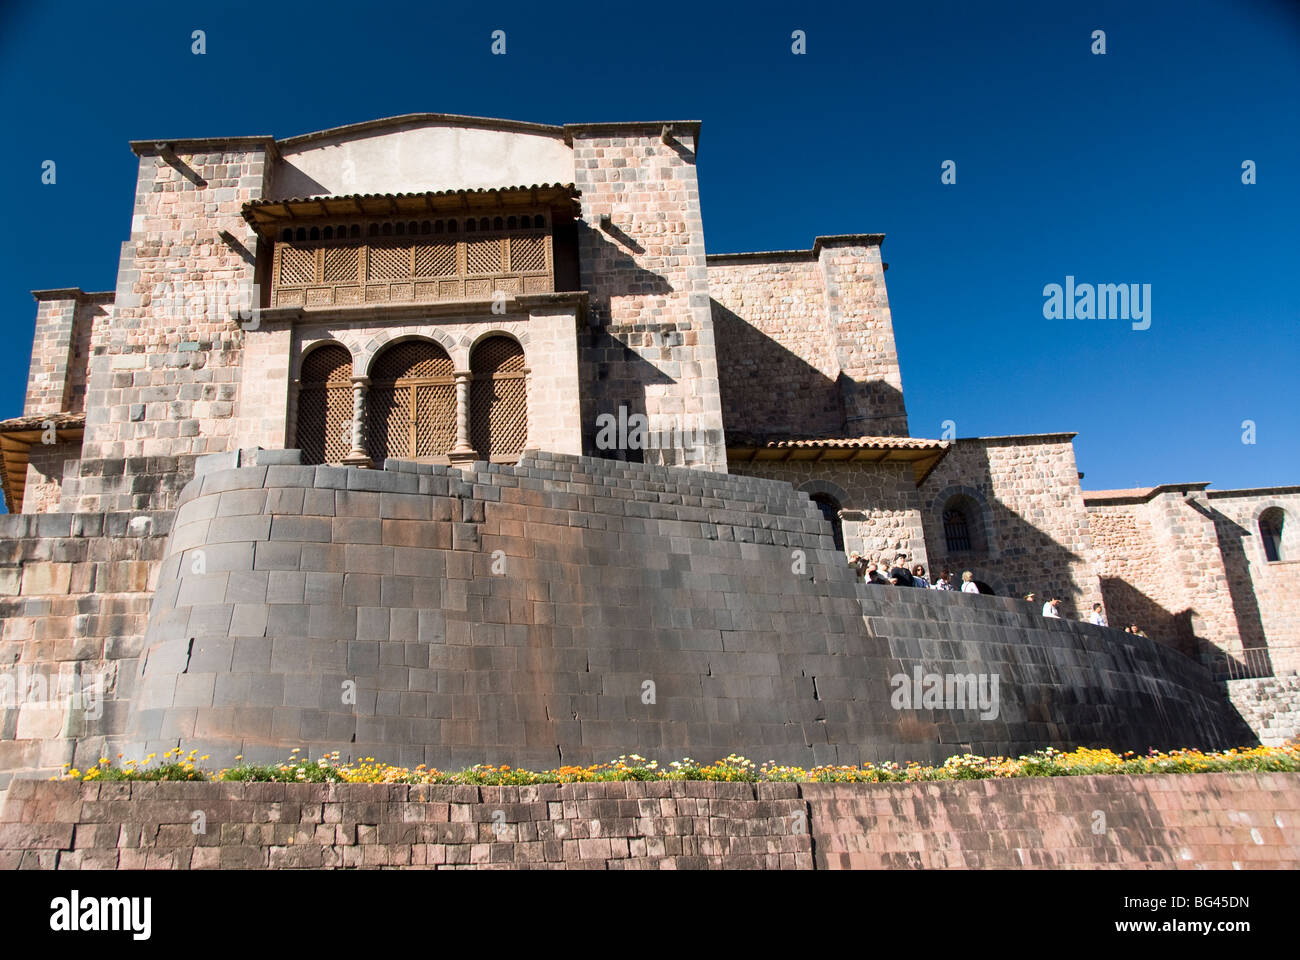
top-left (0, 114), bottom-right (1294, 778)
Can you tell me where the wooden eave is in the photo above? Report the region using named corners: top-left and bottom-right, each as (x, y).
top-left (725, 440), bottom-right (949, 485)
top-left (242, 185), bottom-right (582, 238)
top-left (0, 421), bottom-right (84, 513)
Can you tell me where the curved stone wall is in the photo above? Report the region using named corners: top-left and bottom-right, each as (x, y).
top-left (121, 452), bottom-right (1254, 769)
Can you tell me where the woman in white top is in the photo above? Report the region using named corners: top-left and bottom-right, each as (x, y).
top-left (961, 570), bottom-right (980, 594)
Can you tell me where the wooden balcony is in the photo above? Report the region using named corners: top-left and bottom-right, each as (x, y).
top-left (269, 214), bottom-right (554, 309)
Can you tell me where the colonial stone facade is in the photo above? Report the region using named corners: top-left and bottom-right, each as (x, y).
top-left (0, 113), bottom-right (1294, 789)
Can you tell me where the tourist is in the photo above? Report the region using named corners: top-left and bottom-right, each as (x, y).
top-left (1023, 593), bottom-right (1036, 604)
top-left (865, 560), bottom-right (890, 585)
top-left (911, 564), bottom-right (930, 588)
top-left (1042, 596), bottom-right (1062, 619)
top-left (1089, 603), bottom-right (1108, 627)
top-left (847, 551), bottom-right (867, 581)
top-left (888, 554), bottom-right (915, 587)
top-left (961, 571), bottom-right (980, 594)
top-left (932, 570), bottom-right (954, 590)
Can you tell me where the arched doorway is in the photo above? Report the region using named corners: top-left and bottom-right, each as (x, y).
top-left (469, 336), bottom-right (527, 461)
top-left (810, 493), bottom-right (845, 552)
top-left (296, 344), bottom-right (353, 465)
top-left (366, 340), bottom-right (456, 463)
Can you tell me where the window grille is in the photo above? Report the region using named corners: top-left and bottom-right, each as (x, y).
top-left (366, 341), bottom-right (456, 463)
top-left (469, 337), bottom-right (527, 461)
top-left (943, 508), bottom-right (972, 553)
top-left (296, 345), bottom-right (353, 465)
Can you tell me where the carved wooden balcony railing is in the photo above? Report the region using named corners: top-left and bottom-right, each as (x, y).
top-left (269, 211), bottom-right (555, 309)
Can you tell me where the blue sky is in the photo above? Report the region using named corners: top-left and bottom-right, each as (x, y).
top-left (1, 0), bottom-right (1295, 492)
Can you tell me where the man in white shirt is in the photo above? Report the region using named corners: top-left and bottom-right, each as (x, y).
top-left (1089, 603), bottom-right (1108, 627)
top-left (1042, 597), bottom-right (1062, 618)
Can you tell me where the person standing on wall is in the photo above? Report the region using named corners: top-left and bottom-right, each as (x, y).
top-left (888, 554), bottom-right (915, 587)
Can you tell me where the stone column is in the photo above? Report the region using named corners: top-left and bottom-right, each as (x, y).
top-left (522, 366), bottom-right (533, 451)
top-left (342, 376), bottom-right (373, 468)
top-left (449, 369), bottom-right (477, 463)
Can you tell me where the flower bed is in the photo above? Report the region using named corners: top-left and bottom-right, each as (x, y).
top-left (57, 743), bottom-right (1300, 786)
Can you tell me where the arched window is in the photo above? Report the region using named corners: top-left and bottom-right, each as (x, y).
top-left (811, 493), bottom-right (844, 552)
top-left (1260, 508), bottom-right (1285, 562)
top-left (943, 507), bottom-right (971, 552)
top-left (296, 344), bottom-right (353, 465)
top-left (469, 336), bottom-right (527, 461)
top-left (940, 493), bottom-right (989, 554)
top-left (366, 341), bottom-right (455, 463)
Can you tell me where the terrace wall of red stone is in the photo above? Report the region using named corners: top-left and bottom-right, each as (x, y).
top-left (114, 450), bottom-right (1252, 778)
top-left (728, 458), bottom-right (929, 569)
top-left (0, 511), bottom-right (172, 789)
top-left (572, 126), bottom-right (727, 470)
top-left (1085, 488), bottom-right (1300, 676)
top-left (919, 436), bottom-right (1098, 619)
top-left (2, 772), bottom-right (1295, 870)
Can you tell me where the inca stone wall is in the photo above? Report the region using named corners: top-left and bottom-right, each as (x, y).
top-left (57, 455), bottom-right (196, 515)
top-left (571, 125), bottom-right (727, 470)
top-left (103, 450), bottom-right (1251, 777)
top-left (0, 510), bottom-right (172, 788)
top-left (728, 458), bottom-right (928, 569)
top-left (1226, 676), bottom-right (1300, 747)
top-left (79, 143), bottom-right (270, 465)
top-left (4, 772), bottom-right (1295, 870)
top-left (920, 435), bottom-right (1098, 617)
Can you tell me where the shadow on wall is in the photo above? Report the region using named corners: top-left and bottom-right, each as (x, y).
top-left (269, 164), bottom-right (331, 202)
top-left (920, 443), bottom-right (1087, 618)
top-left (710, 300), bottom-right (908, 439)
top-left (1098, 577), bottom-right (1198, 659)
top-left (576, 225), bottom-right (680, 463)
top-left (1099, 502), bottom-right (1275, 678)
top-left (1193, 499), bottom-right (1270, 664)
